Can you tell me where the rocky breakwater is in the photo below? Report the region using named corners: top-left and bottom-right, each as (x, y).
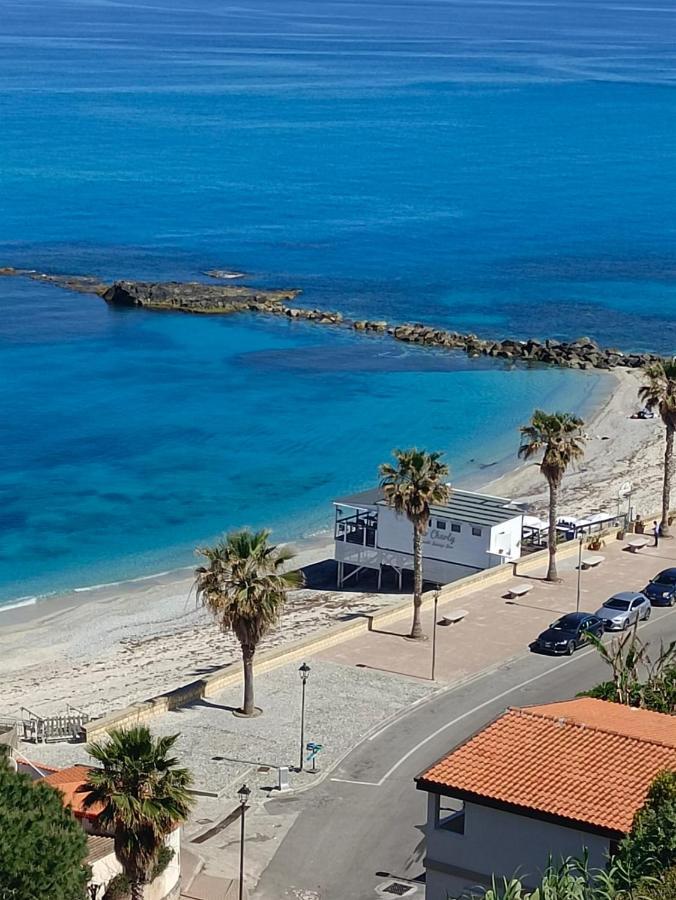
top-left (352, 320), bottom-right (661, 371)
top-left (2, 266), bottom-right (665, 371)
top-left (103, 279), bottom-right (301, 313)
top-left (105, 280), bottom-right (344, 324)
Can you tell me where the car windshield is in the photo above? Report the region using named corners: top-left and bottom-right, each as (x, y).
top-left (654, 573), bottom-right (676, 586)
top-left (552, 615), bottom-right (581, 630)
top-left (604, 598), bottom-right (630, 610)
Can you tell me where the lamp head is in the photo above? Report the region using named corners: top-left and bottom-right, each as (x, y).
top-left (238, 783), bottom-right (251, 805)
top-left (299, 662), bottom-right (311, 682)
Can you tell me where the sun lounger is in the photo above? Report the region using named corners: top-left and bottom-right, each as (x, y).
top-left (439, 609), bottom-right (468, 626)
top-left (579, 554), bottom-right (605, 569)
top-left (505, 583), bottom-right (533, 598)
top-left (626, 537), bottom-right (650, 553)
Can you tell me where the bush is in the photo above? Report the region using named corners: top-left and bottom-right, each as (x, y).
top-left (637, 867), bottom-right (676, 900)
top-left (102, 873), bottom-right (130, 900)
top-left (615, 770), bottom-right (676, 880)
top-left (150, 845), bottom-right (174, 880)
top-left (0, 760), bottom-right (90, 899)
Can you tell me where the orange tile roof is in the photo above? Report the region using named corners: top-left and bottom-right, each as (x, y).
top-left (43, 765), bottom-right (103, 820)
top-left (417, 699), bottom-right (676, 834)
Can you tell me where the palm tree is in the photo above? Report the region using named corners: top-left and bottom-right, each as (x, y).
top-left (195, 528), bottom-right (302, 716)
top-left (639, 358), bottom-right (676, 537)
top-left (81, 727), bottom-right (193, 900)
top-left (518, 411), bottom-right (586, 582)
top-left (379, 448), bottom-right (451, 640)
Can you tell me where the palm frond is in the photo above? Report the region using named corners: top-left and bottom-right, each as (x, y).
top-left (379, 447), bottom-right (451, 531)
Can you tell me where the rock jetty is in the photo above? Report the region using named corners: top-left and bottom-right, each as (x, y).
top-left (1, 267), bottom-right (665, 371)
top-left (102, 280), bottom-right (300, 313)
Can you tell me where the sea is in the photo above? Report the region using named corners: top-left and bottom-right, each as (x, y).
top-left (0, 0), bottom-right (674, 606)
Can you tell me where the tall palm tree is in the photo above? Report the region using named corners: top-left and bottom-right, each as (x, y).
top-left (518, 411), bottom-right (586, 582)
top-left (379, 448), bottom-right (451, 640)
top-left (195, 528), bottom-right (302, 716)
top-left (81, 727), bottom-right (193, 900)
top-left (639, 358), bottom-right (676, 537)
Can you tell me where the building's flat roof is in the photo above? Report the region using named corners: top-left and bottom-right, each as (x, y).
top-left (416, 698), bottom-right (676, 835)
top-left (335, 487), bottom-right (521, 527)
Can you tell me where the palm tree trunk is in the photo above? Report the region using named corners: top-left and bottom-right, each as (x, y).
top-left (661, 423), bottom-right (674, 537)
top-left (410, 526), bottom-right (425, 640)
top-left (241, 643), bottom-right (256, 715)
top-left (546, 479), bottom-right (559, 582)
top-left (130, 882), bottom-right (144, 900)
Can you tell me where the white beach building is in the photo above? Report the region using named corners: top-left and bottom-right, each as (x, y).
top-left (333, 487), bottom-right (523, 588)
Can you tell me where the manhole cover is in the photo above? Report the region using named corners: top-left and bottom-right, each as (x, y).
top-left (382, 884), bottom-right (414, 897)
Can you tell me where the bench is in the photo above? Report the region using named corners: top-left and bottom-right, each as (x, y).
top-left (505, 583), bottom-right (533, 599)
top-left (439, 609), bottom-right (468, 626)
top-left (626, 537), bottom-right (650, 553)
top-left (579, 554), bottom-right (605, 569)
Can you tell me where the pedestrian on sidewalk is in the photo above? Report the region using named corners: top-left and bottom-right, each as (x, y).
top-left (653, 520), bottom-right (660, 547)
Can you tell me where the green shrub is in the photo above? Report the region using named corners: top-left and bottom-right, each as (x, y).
top-left (616, 770), bottom-right (676, 880)
top-left (149, 845), bottom-right (174, 880)
top-left (0, 761), bottom-right (89, 899)
top-left (102, 873), bottom-right (130, 900)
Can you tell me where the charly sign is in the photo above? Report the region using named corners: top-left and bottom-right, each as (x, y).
top-left (424, 527), bottom-right (457, 551)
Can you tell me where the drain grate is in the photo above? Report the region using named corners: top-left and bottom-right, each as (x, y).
top-left (382, 884), bottom-right (414, 897)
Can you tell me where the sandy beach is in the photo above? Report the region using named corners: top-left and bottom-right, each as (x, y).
top-left (0, 368), bottom-right (664, 723)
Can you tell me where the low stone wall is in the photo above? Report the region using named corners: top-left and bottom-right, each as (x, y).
top-left (83, 538), bottom-right (589, 742)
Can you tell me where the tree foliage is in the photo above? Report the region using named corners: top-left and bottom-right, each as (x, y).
top-left (639, 358), bottom-right (676, 536)
top-left (616, 771), bottom-right (676, 881)
top-left (518, 411), bottom-right (586, 581)
top-left (379, 447), bottom-right (450, 639)
top-left (0, 760), bottom-right (89, 900)
top-left (195, 528), bottom-right (302, 715)
top-left (580, 629), bottom-right (676, 713)
top-left (82, 727), bottom-right (193, 900)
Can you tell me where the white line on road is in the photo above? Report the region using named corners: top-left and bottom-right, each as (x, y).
top-left (373, 648), bottom-right (594, 785)
top-left (330, 777), bottom-right (380, 786)
top-left (335, 607), bottom-right (676, 789)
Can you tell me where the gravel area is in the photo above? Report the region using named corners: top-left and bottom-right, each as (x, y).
top-left (22, 659), bottom-right (435, 796)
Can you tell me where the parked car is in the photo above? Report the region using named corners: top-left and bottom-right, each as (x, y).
top-left (595, 591), bottom-right (651, 631)
top-left (643, 568), bottom-right (676, 607)
top-left (533, 612), bottom-right (605, 655)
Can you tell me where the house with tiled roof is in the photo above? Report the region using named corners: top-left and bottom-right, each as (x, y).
top-left (415, 698), bottom-right (676, 899)
top-left (35, 763), bottom-right (181, 900)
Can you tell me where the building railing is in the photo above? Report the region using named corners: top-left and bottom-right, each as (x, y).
top-left (335, 510), bottom-right (377, 548)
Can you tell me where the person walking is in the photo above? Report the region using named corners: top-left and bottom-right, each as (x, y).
top-left (653, 520), bottom-right (660, 547)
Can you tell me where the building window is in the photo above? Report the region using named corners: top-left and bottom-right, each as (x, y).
top-left (451, 523), bottom-right (461, 533)
top-left (472, 526), bottom-right (482, 537)
top-left (436, 520), bottom-right (446, 530)
top-left (435, 795), bottom-right (465, 834)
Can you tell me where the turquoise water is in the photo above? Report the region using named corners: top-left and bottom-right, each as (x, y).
top-left (0, 0), bottom-right (674, 602)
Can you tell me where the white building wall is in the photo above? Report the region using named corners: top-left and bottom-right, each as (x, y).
top-left (377, 508), bottom-right (522, 573)
top-left (425, 795), bottom-right (611, 899)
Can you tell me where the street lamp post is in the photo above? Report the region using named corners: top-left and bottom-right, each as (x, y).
top-left (576, 535), bottom-right (584, 612)
top-left (238, 783), bottom-right (251, 900)
top-left (431, 589), bottom-right (440, 681)
top-left (298, 662), bottom-right (311, 772)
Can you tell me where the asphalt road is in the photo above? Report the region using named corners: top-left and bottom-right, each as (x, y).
top-left (254, 606), bottom-right (676, 900)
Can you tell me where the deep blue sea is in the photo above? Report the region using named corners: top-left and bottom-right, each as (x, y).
top-left (0, 0), bottom-right (674, 604)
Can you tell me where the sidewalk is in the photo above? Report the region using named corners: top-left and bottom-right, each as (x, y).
top-left (315, 537), bottom-right (674, 682)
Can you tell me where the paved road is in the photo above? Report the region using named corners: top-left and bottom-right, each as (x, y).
top-left (254, 606), bottom-right (676, 900)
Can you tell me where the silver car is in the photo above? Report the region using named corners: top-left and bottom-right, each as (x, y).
top-left (595, 591), bottom-right (651, 631)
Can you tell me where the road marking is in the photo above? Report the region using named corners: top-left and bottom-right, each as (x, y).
top-left (332, 606), bottom-right (676, 790)
top-left (330, 777), bottom-right (380, 786)
top-left (373, 605), bottom-right (676, 786)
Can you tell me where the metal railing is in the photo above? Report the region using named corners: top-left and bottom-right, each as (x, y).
top-left (335, 511), bottom-right (377, 547)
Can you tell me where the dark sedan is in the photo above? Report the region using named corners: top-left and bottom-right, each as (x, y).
top-left (532, 612), bottom-right (605, 655)
top-left (643, 568), bottom-right (676, 607)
